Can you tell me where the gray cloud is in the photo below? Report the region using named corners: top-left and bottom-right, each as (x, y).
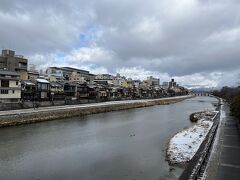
top-left (0, 0), bottom-right (240, 87)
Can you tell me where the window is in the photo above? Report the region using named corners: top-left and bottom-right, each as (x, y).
top-left (1, 90), bottom-right (9, 94)
top-left (16, 81), bottom-right (18, 85)
top-left (40, 83), bottom-right (48, 90)
top-left (12, 90), bottom-right (15, 94)
top-left (1, 80), bottom-right (9, 87)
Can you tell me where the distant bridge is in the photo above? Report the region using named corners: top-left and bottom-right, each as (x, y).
top-left (190, 93), bottom-right (213, 96)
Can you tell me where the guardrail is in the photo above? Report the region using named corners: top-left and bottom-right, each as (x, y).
top-left (179, 104), bottom-right (221, 180)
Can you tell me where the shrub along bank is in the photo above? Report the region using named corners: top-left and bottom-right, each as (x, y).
top-left (213, 86), bottom-right (240, 123)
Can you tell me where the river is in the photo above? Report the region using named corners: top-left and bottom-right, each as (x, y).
top-left (0, 96), bottom-right (218, 180)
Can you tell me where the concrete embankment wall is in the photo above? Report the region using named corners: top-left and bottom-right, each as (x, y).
top-left (0, 98), bottom-right (132, 111)
top-left (0, 96), bottom-right (192, 128)
top-left (179, 97), bottom-right (221, 180)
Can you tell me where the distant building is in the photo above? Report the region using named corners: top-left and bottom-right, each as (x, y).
top-left (46, 67), bottom-right (95, 84)
top-left (69, 71), bottom-right (85, 83)
top-left (28, 64), bottom-right (37, 72)
top-left (161, 82), bottom-right (169, 89)
top-left (95, 73), bottom-right (128, 87)
top-left (0, 49), bottom-right (28, 80)
top-left (169, 79), bottom-right (177, 87)
top-left (145, 76), bottom-right (160, 86)
top-left (0, 70), bottom-right (21, 102)
top-left (27, 71), bottom-right (39, 80)
top-left (132, 80), bottom-right (141, 88)
top-left (95, 74), bottom-right (114, 80)
top-left (93, 79), bottom-right (111, 85)
top-left (162, 82), bottom-right (169, 87)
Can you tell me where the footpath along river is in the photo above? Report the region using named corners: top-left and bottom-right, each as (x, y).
top-left (0, 96), bottom-right (218, 180)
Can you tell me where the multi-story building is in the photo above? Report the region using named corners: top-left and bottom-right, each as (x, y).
top-left (46, 67), bottom-right (95, 84)
top-left (0, 49), bottom-right (28, 80)
top-left (69, 71), bottom-right (85, 83)
top-left (169, 79), bottom-right (177, 87)
top-left (132, 80), bottom-right (141, 88)
top-left (95, 74), bottom-right (114, 80)
top-left (96, 73), bottom-right (128, 87)
top-left (27, 71), bottom-right (39, 80)
top-left (161, 82), bottom-right (169, 89)
top-left (0, 70), bottom-right (21, 102)
top-left (145, 76), bottom-right (160, 86)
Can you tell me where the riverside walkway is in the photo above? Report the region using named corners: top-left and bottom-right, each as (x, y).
top-left (0, 95), bottom-right (191, 117)
top-left (205, 103), bottom-right (240, 180)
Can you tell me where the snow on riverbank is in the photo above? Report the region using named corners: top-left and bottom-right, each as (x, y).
top-left (167, 111), bottom-right (218, 164)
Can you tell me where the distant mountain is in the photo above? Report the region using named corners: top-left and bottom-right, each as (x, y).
top-left (184, 85), bottom-right (221, 92)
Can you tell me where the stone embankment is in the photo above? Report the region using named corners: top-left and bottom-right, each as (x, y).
top-left (0, 95), bottom-right (192, 127)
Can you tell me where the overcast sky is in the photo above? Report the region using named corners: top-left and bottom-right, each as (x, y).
top-left (0, 0), bottom-right (240, 88)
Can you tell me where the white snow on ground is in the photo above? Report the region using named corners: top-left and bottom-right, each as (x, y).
top-left (167, 111), bottom-right (218, 164)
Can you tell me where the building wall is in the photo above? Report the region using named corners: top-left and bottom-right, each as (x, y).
top-left (0, 56), bottom-right (7, 69)
top-left (69, 72), bottom-right (85, 82)
top-left (0, 50), bottom-right (28, 81)
top-left (9, 80), bottom-right (19, 88)
top-left (0, 79), bottom-right (21, 100)
top-left (27, 72), bottom-right (39, 80)
top-left (46, 67), bottom-right (95, 84)
top-left (0, 89), bottom-right (21, 99)
top-left (146, 76), bottom-right (160, 86)
top-left (1, 56), bottom-right (27, 72)
top-left (50, 87), bottom-right (64, 93)
top-left (46, 67), bottom-right (64, 79)
top-left (18, 71), bottom-right (28, 80)
top-left (1, 79), bottom-right (19, 87)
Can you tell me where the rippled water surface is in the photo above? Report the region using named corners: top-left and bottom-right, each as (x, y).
top-left (0, 96), bottom-right (218, 180)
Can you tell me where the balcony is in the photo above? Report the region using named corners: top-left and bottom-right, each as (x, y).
top-left (0, 87), bottom-right (21, 90)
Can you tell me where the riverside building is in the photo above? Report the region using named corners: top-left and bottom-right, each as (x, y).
top-left (0, 70), bottom-right (21, 102)
top-left (46, 67), bottom-right (96, 84)
top-left (0, 49), bottom-right (28, 80)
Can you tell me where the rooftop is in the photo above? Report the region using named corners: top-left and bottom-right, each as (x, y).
top-left (22, 80), bottom-right (35, 86)
top-left (36, 78), bottom-right (50, 83)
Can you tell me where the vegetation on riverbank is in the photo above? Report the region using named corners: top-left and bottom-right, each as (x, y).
top-left (189, 111), bottom-right (217, 123)
top-left (213, 86), bottom-right (240, 123)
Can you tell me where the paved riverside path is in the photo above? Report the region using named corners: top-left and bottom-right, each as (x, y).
top-left (205, 103), bottom-right (240, 180)
top-left (0, 95), bottom-right (190, 117)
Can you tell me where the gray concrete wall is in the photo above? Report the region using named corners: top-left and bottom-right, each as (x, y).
top-left (0, 97), bottom-right (169, 111)
top-left (0, 96), bottom-right (192, 127)
top-left (0, 100), bottom-right (79, 111)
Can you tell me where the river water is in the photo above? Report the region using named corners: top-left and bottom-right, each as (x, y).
top-left (0, 96), bottom-right (218, 180)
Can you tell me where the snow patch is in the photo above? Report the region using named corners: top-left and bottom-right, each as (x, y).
top-left (167, 111), bottom-right (218, 164)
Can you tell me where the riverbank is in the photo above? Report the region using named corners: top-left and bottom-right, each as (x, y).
top-left (203, 102), bottom-right (240, 180)
top-left (0, 95), bottom-right (193, 127)
top-left (178, 99), bottom-right (221, 180)
top-left (167, 111), bottom-right (218, 164)
top-left (0, 96), bottom-right (216, 180)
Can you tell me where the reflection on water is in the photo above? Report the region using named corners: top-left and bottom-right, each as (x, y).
top-left (0, 96), bottom-right (217, 180)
